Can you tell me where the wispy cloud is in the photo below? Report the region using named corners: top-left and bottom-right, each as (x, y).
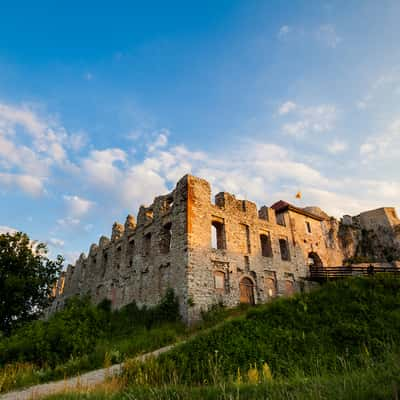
top-left (356, 69), bottom-right (400, 110)
top-left (48, 237), bottom-right (65, 248)
top-left (315, 24), bottom-right (341, 48)
top-left (0, 225), bottom-right (17, 234)
top-left (327, 139), bottom-right (348, 154)
top-left (0, 173), bottom-right (44, 196)
top-left (57, 217), bottom-right (81, 227)
top-left (277, 25), bottom-right (292, 39)
top-left (278, 101), bottom-right (297, 115)
top-left (360, 119), bottom-right (400, 161)
top-left (0, 101), bottom-right (80, 196)
top-left (278, 101), bottom-right (337, 138)
top-left (63, 195), bottom-right (94, 217)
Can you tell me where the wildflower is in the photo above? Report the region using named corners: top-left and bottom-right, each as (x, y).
top-left (247, 364), bottom-right (259, 384)
top-left (262, 362), bottom-right (273, 381)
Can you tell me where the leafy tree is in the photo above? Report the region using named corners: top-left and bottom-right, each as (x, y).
top-left (0, 232), bottom-right (63, 335)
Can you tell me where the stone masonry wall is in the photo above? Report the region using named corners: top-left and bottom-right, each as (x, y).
top-left (185, 176), bottom-right (341, 321)
top-left (50, 175), bottom-right (191, 320)
top-left (50, 174), bottom-right (400, 323)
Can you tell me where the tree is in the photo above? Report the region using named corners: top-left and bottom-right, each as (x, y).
top-left (0, 232), bottom-right (63, 335)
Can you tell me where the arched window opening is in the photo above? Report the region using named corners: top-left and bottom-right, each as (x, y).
top-left (308, 252), bottom-right (323, 268)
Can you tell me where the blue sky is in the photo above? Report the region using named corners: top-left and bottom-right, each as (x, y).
top-left (1, 1), bottom-right (400, 264)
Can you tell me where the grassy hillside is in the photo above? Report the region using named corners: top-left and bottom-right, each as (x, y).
top-left (3, 276), bottom-right (400, 399)
top-left (43, 276), bottom-right (400, 400)
top-left (145, 276), bottom-right (400, 385)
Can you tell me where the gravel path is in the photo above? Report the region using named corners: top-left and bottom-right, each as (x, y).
top-left (0, 344), bottom-right (175, 400)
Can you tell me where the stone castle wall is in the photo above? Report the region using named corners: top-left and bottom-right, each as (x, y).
top-left (50, 174), bottom-right (400, 323)
top-left (185, 176), bottom-right (344, 321)
top-left (50, 176), bottom-right (191, 319)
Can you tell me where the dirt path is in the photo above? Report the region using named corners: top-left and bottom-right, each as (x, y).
top-left (0, 344), bottom-right (175, 400)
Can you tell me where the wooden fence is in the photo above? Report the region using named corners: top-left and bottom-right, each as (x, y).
top-left (308, 265), bottom-right (400, 282)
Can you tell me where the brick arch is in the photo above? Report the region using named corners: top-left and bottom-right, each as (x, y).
top-left (308, 252), bottom-right (323, 268)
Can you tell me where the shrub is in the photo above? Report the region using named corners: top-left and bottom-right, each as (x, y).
top-left (0, 289), bottom-right (182, 374)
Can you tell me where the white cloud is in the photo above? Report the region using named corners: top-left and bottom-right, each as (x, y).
top-left (279, 103), bottom-right (337, 138)
top-left (0, 173), bottom-right (44, 196)
top-left (278, 25), bottom-right (291, 38)
top-left (63, 251), bottom-right (81, 265)
top-left (48, 238), bottom-right (65, 248)
top-left (282, 121), bottom-right (309, 137)
top-left (81, 148), bottom-right (126, 187)
top-left (57, 217), bottom-right (81, 227)
top-left (120, 164), bottom-right (168, 207)
top-left (357, 69), bottom-right (400, 111)
top-left (316, 24), bottom-right (341, 48)
top-left (0, 225), bottom-right (17, 234)
top-left (126, 129), bottom-right (143, 141)
top-left (327, 139), bottom-right (348, 154)
top-left (84, 224), bottom-right (93, 232)
top-left (278, 101), bottom-right (297, 115)
top-left (63, 195), bottom-right (94, 217)
top-left (0, 101), bottom-right (80, 196)
top-left (147, 129), bottom-right (169, 152)
top-left (360, 119), bottom-right (400, 161)
top-left (356, 94), bottom-right (372, 110)
top-left (68, 131), bottom-right (88, 152)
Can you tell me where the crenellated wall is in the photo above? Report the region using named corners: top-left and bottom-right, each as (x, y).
top-left (50, 175), bottom-right (191, 319)
top-left (49, 174), bottom-right (400, 323)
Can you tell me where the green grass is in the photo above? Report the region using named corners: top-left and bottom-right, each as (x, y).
top-left (44, 347), bottom-right (400, 399)
top-left (0, 290), bottom-right (251, 393)
top-left (0, 290), bottom-right (187, 393)
top-left (3, 276), bottom-right (400, 398)
top-left (142, 276), bottom-right (400, 385)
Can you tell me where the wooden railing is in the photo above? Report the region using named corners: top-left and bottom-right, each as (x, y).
top-left (308, 265), bottom-right (400, 282)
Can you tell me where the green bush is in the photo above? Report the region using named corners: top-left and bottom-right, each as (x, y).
top-left (0, 288), bottom-right (183, 393)
top-left (0, 296), bottom-right (107, 367)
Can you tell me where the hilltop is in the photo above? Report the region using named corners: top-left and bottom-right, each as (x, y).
top-left (6, 275), bottom-right (400, 400)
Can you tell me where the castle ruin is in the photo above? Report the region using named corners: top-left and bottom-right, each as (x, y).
top-left (50, 175), bottom-right (400, 323)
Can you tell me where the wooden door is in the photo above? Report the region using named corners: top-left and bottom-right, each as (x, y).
top-left (240, 277), bottom-right (255, 304)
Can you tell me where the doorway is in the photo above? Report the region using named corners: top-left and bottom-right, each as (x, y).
top-left (239, 277), bottom-right (255, 304)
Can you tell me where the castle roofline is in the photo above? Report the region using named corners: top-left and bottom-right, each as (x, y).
top-left (271, 200), bottom-right (325, 221)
